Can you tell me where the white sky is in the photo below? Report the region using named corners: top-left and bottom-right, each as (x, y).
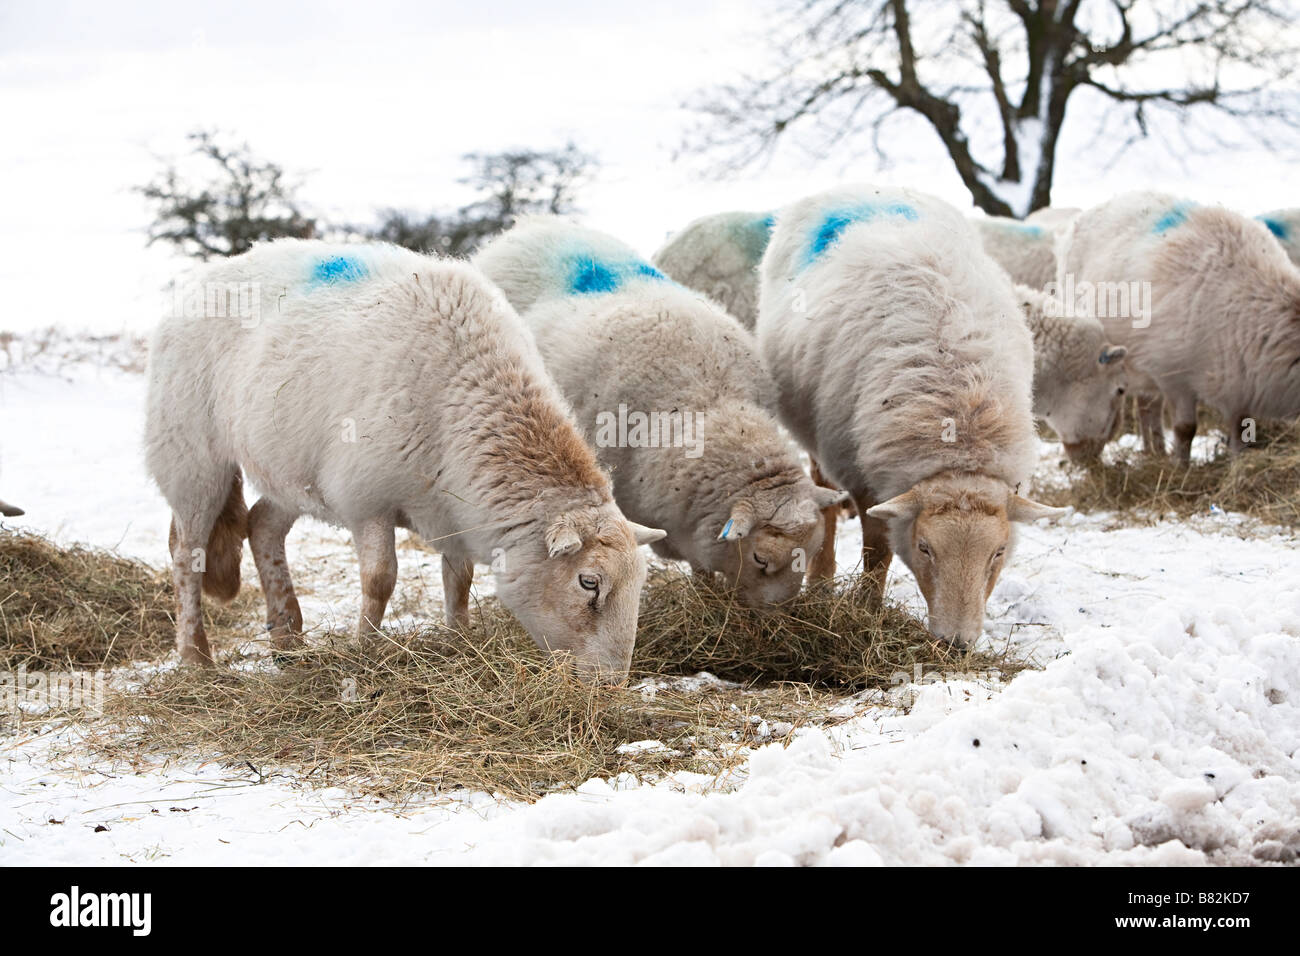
top-left (1, 0), bottom-right (1296, 333)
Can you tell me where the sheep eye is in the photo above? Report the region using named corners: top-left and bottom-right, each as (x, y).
top-left (752, 553), bottom-right (769, 569)
top-left (1116, 386), bottom-right (1126, 396)
top-left (917, 540), bottom-right (932, 557)
top-left (579, 574), bottom-right (599, 591)
top-left (994, 547), bottom-right (1006, 560)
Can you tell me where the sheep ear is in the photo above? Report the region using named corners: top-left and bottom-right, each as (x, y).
top-left (865, 490), bottom-right (921, 522)
top-left (1099, 345), bottom-right (1127, 365)
top-left (545, 520), bottom-right (583, 558)
top-left (1008, 496), bottom-right (1070, 523)
top-left (718, 500), bottom-right (756, 541)
top-left (811, 486), bottom-right (850, 510)
top-left (628, 522), bottom-right (666, 546)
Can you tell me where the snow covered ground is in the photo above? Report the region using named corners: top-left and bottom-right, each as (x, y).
top-left (1, 358), bottom-right (1297, 865)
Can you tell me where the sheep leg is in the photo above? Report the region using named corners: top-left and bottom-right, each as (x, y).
top-left (807, 458), bottom-right (839, 580)
top-left (1169, 392), bottom-right (1199, 464)
top-left (355, 517), bottom-right (398, 636)
top-left (1223, 406), bottom-right (1255, 455)
top-left (858, 499), bottom-right (892, 606)
top-left (167, 488), bottom-right (228, 666)
top-left (1136, 394), bottom-right (1165, 455)
top-left (248, 497), bottom-right (303, 651)
top-left (441, 553), bottom-right (474, 630)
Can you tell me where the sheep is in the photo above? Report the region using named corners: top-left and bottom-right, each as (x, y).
top-left (651, 211), bottom-right (775, 329)
top-left (972, 214), bottom-right (1067, 290)
top-left (145, 239), bottom-right (665, 681)
top-left (1058, 192), bottom-right (1300, 461)
top-left (757, 185), bottom-right (1065, 645)
top-left (474, 217), bottom-right (849, 607)
top-left (653, 209), bottom-right (1126, 463)
top-left (1257, 209), bottom-right (1300, 268)
top-left (0, 499), bottom-right (23, 517)
top-left (1014, 284), bottom-right (1129, 461)
top-left (1025, 206), bottom-right (1082, 231)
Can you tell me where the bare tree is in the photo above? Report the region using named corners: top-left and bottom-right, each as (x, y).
top-left (364, 143), bottom-right (597, 256)
top-left (139, 130), bottom-right (317, 259)
top-left (686, 1), bottom-right (1299, 216)
top-left (452, 142), bottom-right (597, 250)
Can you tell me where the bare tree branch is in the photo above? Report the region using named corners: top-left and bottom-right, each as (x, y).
top-left (683, 0), bottom-right (1300, 216)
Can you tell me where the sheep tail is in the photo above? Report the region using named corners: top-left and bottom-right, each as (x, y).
top-left (201, 471), bottom-right (249, 603)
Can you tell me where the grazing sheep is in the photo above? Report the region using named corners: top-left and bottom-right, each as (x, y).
top-left (1059, 193), bottom-right (1300, 461)
top-left (1025, 206), bottom-right (1082, 231)
top-left (1257, 209), bottom-right (1300, 268)
top-left (1015, 284), bottom-right (1129, 461)
top-left (650, 211), bottom-right (775, 329)
top-left (145, 239), bottom-right (665, 681)
top-left (0, 499), bottom-right (23, 517)
top-left (474, 218), bottom-right (848, 607)
top-left (972, 215), bottom-right (1059, 289)
top-left (758, 185), bottom-right (1064, 645)
top-left (652, 210), bottom-right (1126, 464)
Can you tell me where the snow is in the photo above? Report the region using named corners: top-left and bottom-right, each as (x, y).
top-left (1, 355), bottom-right (1298, 866)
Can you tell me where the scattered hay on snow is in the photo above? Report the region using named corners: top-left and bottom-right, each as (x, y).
top-left (632, 568), bottom-right (1022, 688)
top-left (1037, 419), bottom-right (1300, 528)
top-left (0, 530), bottom-right (252, 670)
top-left (88, 568), bottom-right (1025, 800)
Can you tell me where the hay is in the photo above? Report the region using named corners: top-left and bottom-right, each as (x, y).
top-left (93, 623), bottom-right (848, 800)
top-left (0, 530), bottom-right (253, 669)
top-left (633, 569), bottom-right (1022, 688)
top-left (90, 568), bottom-right (1027, 800)
top-left (1038, 420), bottom-right (1300, 527)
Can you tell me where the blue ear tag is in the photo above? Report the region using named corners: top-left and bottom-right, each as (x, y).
top-left (720, 518), bottom-right (734, 540)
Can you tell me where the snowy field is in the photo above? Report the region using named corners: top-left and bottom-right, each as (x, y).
top-left (1, 350), bottom-right (1298, 866)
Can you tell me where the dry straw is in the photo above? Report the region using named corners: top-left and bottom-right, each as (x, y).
top-left (0, 529), bottom-right (252, 669)
top-left (91, 570), bottom-right (1023, 800)
top-left (5, 530), bottom-right (1024, 800)
top-left (632, 568), bottom-right (1020, 687)
top-left (1037, 417), bottom-right (1300, 527)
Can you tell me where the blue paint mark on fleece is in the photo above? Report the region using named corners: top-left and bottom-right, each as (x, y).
top-left (996, 220), bottom-right (1044, 238)
top-left (310, 255), bottom-right (369, 286)
top-left (565, 255), bottom-right (666, 296)
top-left (1153, 203), bottom-right (1196, 235)
top-left (569, 257), bottom-right (620, 294)
top-left (1258, 216), bottom-right (1290, 241)
top-left (804, 202), bottom-right (919, 268)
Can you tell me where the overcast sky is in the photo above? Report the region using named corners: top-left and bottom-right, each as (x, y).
top-left (1, 0), bottom-right (1296, 333)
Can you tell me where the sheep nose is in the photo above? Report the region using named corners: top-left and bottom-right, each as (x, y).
top-left (927, 623), bottom-right (976, 648)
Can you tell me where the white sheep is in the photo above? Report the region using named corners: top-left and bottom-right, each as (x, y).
top-left (1025, 206), bottom-right (1082, 231)
top-left (474, 217), bottom-right (848, 606)
top-left (757, 185), bottom-right (1064, 645)
top-left (1257, 209), bottom-right (1300, 268)
top-left (653, 208), bottom-right (1126, 462)
top-left (1015, 284), bottom-right (1128, 461)
top-left (650, 211), bottom-right (775, 329)
top-left (971, 215), bottom-right (1059, 289)
top-left (1059, 192), bottom-right (1300, 460)
top-left (145, 239), bottom-right (664, 680)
